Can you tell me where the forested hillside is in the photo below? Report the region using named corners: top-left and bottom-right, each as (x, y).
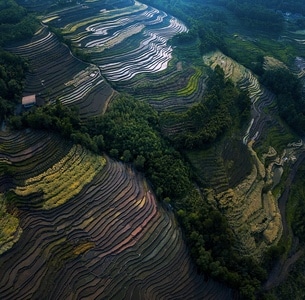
top-left (1, 0), bottom-right (305, 299)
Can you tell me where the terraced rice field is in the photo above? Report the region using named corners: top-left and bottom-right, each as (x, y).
top-left (43, 1), bottom-right (187, 86)
top-left (123, 65), bottom-right (207, 112)
top-left (203, 50), bottom-right (277, 145)
top-left (0, 130), bottom-right (233, 299)
top-left (14, 144), bottom-right (106, 210)
top-left (10, 0), bottom-right (199, 113)
top-left (177, 51), bottom-right (286, 258)
top-left (6, 26), bottom-right (114, 117)
top-left (37, 1), bottom-right (211, 113)
top-left (187, 140), bottom-right (282, 258)
top-left (0, 194), bottom-right (22, 256)
top-left (0, 129), bottom-right (73, 187)
top-left (186, 146), bottom-right (228, 194)
top-left (218, 141), bottom-right (283, 258)
top-left (282, 30), bottom-right (305, 55)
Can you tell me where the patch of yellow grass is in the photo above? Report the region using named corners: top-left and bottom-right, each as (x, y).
top-left (203, 51), bottom-right (263, 102)
top-left (0, 194), bottom-right (22, 255)
top-left (216, 145), bottom-right (283, 259)
top-left (65, 65), bottom-right (99, 87)
top-left (73, 242), bottom-right (95, 255)
top-left (203, 50), bottom-right (246, 83)
top-left (135, 196), bottom-right (146, 208)
top-left (41, 15), bottom-right (60, 23)
top-left (263, 56), bottom-right (288, 71)
top-left (14, 145), bottom-right (106, 210)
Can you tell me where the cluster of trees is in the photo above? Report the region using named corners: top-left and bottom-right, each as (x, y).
top-left (10, 99), bottom-right (104, 153)
top-left (216, 0), bottom-right (305, 31)
top-left (0, 50), bottom-right (28, 122)
top-left (249, 0), bottom-right (305, 16)
top-left (171, 25), bottom-right (227, 56)
top-left (221, 0), bottom-right (284, 34)
top-left (261, 68), bottom-right (305, 136)
top-left (10, 95), bottom-right (192, 200)
top-left (198, 26), bottom-right (227, 54)
top-left (143, 0), bottom-right (227, 55)
top-left (176, 189), bottom-right (268, 299)
top-left (12, 0), bottom-right (74, 13)
top-left (160, 66), bottom-right (250, 149)
top-left (84, 94), bottom-right (192, 200)
top-left (0, 0), bottom-right (39, 46)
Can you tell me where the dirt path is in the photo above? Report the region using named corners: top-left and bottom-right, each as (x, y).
top-left (264, 151), bottom-right (305, 290)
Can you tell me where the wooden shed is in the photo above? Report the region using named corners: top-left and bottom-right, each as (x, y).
top-left (22, 95), bottom-right (36, 108)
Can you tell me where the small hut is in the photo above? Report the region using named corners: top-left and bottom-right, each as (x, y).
top-left (22, 95), bottom-right (36, 108)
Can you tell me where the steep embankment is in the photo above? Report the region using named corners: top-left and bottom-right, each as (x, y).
top-left (0, 129), bottom-right (233, 299)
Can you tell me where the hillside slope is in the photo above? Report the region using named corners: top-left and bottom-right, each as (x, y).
top-left (3, 0), bottom-right (305, 297)
top-left (0, 129), bottom-right (233, 299)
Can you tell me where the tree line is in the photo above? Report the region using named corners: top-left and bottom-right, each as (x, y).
top-left (261, 68), bottom-right (305, 136)
top-left (0, 0), bottom-right (39, 46)
top-left (218, 0), bottom-right (284, 34)
top-left (0, 50), bottom-right (29, 122)
top-left (240, 0), bottom-right (305, 16)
